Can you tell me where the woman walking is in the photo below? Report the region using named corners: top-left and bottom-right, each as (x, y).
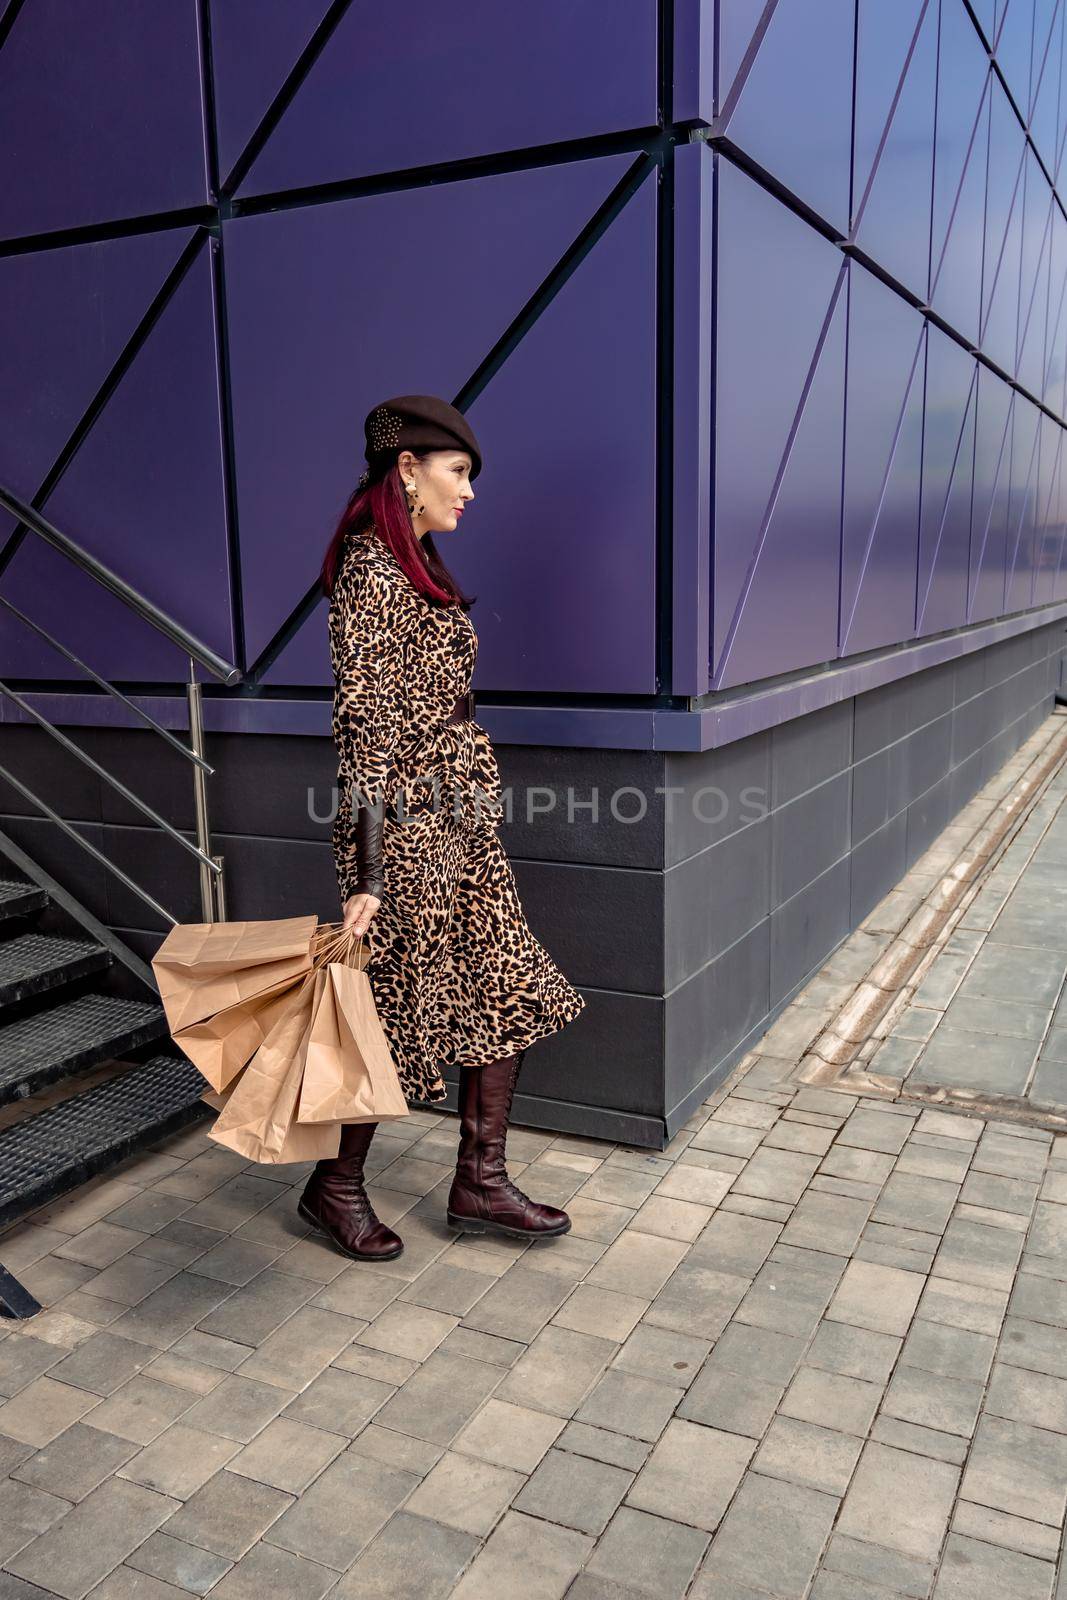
top-left (300, 395), bottom-right (586, 1262)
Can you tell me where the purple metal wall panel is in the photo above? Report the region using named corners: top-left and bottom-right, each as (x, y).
top-left (712, 163), bottom-right (844, 688)
top-left (0, 247), bottom-right (233, 681)
top-left (723, 0), bottom-right (853, 234)
top-left (983, 77), bottom-right (1027, 376)
top-left (226, 153), bottom-right (636, 673)
top-left (840, 270), bottom-right (926, 657)
top-left (462, 173), bottom-right (658, 696)
top-left (0, 229), bottom-right (194, 534)
top-left (916, 329), bottom-right (978, 638)
top-left (672, 143), bottom-right (714, 698)
top-left (237, 0), bottom-right (658, 198)
top-left (970, 372), bottom-right (1015, 624)
top-left (207, 0), bottom-right (329, 185)
top-left (0, 0), bottom-right (208, 240)
top-left (929, 10), bottom-right (990, 342)
top-left (853, 0), bottom-right (937, 300)
top-left (673, 0), bottom-right (714, 125)
top-left (716, 0), bottom-right (769, 114)
top-left (1029, 0), bottom-right (1064, 171)
top-left (1006, 395), bottom-right (1042, 611)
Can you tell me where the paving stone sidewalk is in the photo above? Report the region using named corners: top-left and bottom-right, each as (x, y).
top-left (1, 1049), bottom-right (1066, 1600)
top-left (871, 760), bottom-right (1067, 1115)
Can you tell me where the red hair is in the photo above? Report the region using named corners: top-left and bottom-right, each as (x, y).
top-left (320, 454), bottom-right (475, 609)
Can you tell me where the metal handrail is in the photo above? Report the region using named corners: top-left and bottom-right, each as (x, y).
top-left (0, 596), bottom-right (212, 772)
top-left (0, 680), bottom-right (222, 874)
top-left (1, 481), bottom-right (242, 920)
top-left (0, 763), bottom-right (176, 925)
top-left (0, 485), bottom-right (241, 686)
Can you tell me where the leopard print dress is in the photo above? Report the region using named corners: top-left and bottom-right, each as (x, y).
top-left (330, 526), bottom-right (586, 1105)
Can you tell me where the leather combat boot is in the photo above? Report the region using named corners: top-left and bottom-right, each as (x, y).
top-left (298, 1121), bottom-right (403, 1260)
top-left (447, 1050), bottom-right (571, 1239)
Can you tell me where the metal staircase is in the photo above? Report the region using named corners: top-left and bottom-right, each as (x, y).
top-left (0, 483), bottom-right (243, 1316)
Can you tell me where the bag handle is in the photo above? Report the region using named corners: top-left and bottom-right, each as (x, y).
top-left (311, 921), bottom-right (368, 970)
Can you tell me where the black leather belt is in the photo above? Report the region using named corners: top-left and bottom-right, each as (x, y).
top-left (445, 691), bottom-right (475, 725)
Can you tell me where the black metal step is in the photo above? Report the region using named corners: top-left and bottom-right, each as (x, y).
top-left (0, 1054), bottom-right (208, 1228)
top-left (0, 877), bottom-right (48, 923)
top-left (0, 931), bottom-right (110, 1008)
top-left (0, 991), bottom-right (168, 1106)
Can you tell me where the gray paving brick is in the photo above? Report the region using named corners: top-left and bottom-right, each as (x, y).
top-left (822, 1530), bottom-right (935, 1597)
top-left (871, 1414), bottom-right (969, 1465)
top-left (610, 1323), bottom-right (710, 1388)
top-left (0, 1376), bottom-right (100, 1446)
top-left (624, 1418), bottom-right (753, 1531)
top-left (1009, 1270), bottom-right (1067, 1327)
top-left (640, 1262), bottom-right (749, 1340)
top-left (806, 1319), bottom-right (901, 1383)
top-left (952, 1499), bottom-right (1061, 1562)
top-left (884, 1363), bottom-right (984, 1437)
top-left (752, 1415), bottom-right (863, 1495)
top-left (75, 1569), bottom-right (190, 1599)
top-left (575, 1369), bottom-right (683, 1444)
top-left (586, 1506), bottom-right (708, 1596)
top-left (79, 1376), bottom-right (195, 1446)
top-left (6, 1476), bottom-right (179, 1600)
top-left (117, 1424), bottom-right (241, 1500)
top-left (160, 1469), bottom-right (293, 1560)
top-left (12, 1421), bottom-right (138, 1502)
top-left (698, 1471), bottom-right (839, 1599)
top-left (44, 1334), bottom-right (152, 1398)
top-left (0, 1478), bottom-right (71, 1567)
top-left (1000, 1316), bottom-right (1067, 1380)
top-left (827, 1258), bottom-right (924, 1336)
top-left (873, 1171), bottom-right (961, 1234)
top-left (330, 1512), bottom-right (477, 1600)
top-left (374, 1350), bottom-right (504, 1445)
top-left (200, 1540), bottom-right (334, 1600)
top-left (460, 1266), bottom-right (571, 1343)
top-left (779, 1190), bottom-right (873, 1256)
top-left (493, 1325), bottom-right (613, 1419)
top-left (0, 1336), bottom-right (65, 1397)
top-left (513, 1447), bottom-right (632, 1535)
top-left (110, 1274), bottom-right (238, 1350)
top-left (837, 1108), bottom-right (914, 1155)
top-left (451, 1397), bottom-right (564, 1472)
top-left (900, 1317), bottom-right (996, 1382)
top-left (280, 1366), bottom-right (393, 1438)
top-left (404, 1450), bottom-right (522, 1535)
top-left (731, 1147), bottom-right (821, 1204)
top-left (449, 1510), bottom-right (592, 1600)
top-left (689, 1119), bottom-right (765, 1159)
top-left (125, 1530), bottom-right (232, 1595)
top-left (734, 1249), bottom-right (843, 1339)
top-left (919, 1275), bottom-right (1008, 1336)
top-left (555, 1421), bottom-right (649, 1472)
top-left (819, 1145), bottom-right (896, 1184)
top-left (960, 1171), bottom-right (1040, 1217)
top-left (838, 1439), bottom-right (960, 1560)
top-left (780, 1365), bottom-right (882, 1436)
top-left (973, 1132), bottom-right (1049, 1182)
top-left (676, 1363), bottom-right (783, 1438)
top-left (702, 1320), bottom-right (807, 1387)
top-left (935, 1218), bottom-right (1025, 1291)
top-left (263, 1450), bottom-right (418, 1571)
top-left (227, 1417), bottom-right (346, 1495)
top-left (933, 1532), bottom-right (1055, 1598)
top-left (961, 1414), bottom-right (1067, 1526)
top-left (985, 1363), bottom-right (1067, 1433)
top-left (175, 1372), bottom-right (291, 1443)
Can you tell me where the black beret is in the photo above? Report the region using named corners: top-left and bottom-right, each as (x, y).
top-left (362, 394), bottom-right (483, 480)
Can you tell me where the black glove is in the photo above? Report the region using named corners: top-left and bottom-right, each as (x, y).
top-left (351, 798), bottom-right (385, 900)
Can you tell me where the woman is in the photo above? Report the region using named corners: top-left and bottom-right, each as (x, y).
top-left (300, 395), bottom-right (586, 1262)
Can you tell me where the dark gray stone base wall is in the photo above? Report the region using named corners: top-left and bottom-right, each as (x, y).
top-left (1, 621), bottom-right (1064, 1149)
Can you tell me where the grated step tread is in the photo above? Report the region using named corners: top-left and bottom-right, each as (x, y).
top-left (0, 1054), bottom-right (207, 1227)
top-left (0, 991), bottom-right (168, 1105)
top-left (0, 879), bottom-right (48, 921)
top-left (0, 932), bottom-right (109, 1007)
